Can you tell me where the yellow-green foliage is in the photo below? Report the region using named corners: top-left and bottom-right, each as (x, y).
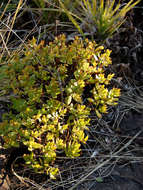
top-left (0, 34), bottom-right (120, 178)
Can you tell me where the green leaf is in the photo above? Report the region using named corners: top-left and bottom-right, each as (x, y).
top-left (95, 109), bottom-right (102, 118)
top-left (48, 167), bottom-right (59, 179)
top-left (72, 93), bottom-right (82, 103)
top-left (66, 95), bottom-right (72, 105)
top-left (12, 98), bottom-right (27, 112)
top-left (96, 177), bottom-right (103, 183)
top-left (24, 140), bottom-right (43, 151)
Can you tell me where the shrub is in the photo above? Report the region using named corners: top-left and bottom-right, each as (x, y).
top-left (0, 34), bottom-right (120, 178)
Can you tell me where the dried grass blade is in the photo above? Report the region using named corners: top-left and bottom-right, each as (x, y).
top-left (5, 0), bottom-right (24, 46)
top-left (59, 0), bottom-right (84, 36)
top-left (0, 0), bottom-right (11, 20)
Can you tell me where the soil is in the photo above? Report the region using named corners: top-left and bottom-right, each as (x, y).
top-left (78, 163), bottom-right (143, 190)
